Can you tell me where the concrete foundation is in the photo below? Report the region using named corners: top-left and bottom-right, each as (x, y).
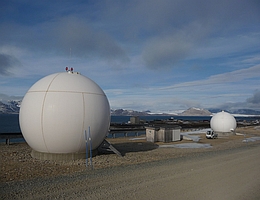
top-left (215, 131), bottom-right (235, 137)
top-left (31, 149), bottom-right (98, 161)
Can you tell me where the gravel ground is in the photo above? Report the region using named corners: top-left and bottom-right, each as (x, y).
top-left (1, 126), bottom-right (260, 199)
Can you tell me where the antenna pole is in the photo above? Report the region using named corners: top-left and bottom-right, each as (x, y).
top-left (89, 126), bottom-right (93, 169)
top-left (85, 130), bottom-right (88, 168)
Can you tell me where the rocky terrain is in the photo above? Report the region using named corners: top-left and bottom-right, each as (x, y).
top-left (1, 126), bottom-right (260, 199)
top-left (1, 126), bottom-right (259, 183)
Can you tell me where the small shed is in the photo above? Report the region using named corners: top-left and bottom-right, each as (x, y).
top-left (146, 127), bottom-right (159, 142)
top-left (146, 126), bottom-right (181, 143)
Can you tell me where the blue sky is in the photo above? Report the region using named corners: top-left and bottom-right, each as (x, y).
top-left (1, 0), bottom-right (260, 113)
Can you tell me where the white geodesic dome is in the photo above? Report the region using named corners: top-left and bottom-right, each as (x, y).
top-left (210, 111), bottom-right (237, 133)
top-left (19, 71), bottom-right (110, 154)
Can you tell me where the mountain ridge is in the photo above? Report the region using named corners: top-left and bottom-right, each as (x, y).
top-left (1, 100), bottom-right (260, 116)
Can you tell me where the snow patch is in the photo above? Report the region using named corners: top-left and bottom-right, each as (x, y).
top-left (159, 143), bottom-right (212, 148)
top-left (242, 137), bottom-right (260, 143)
top-left (192, 107), bottom-right (202, 111)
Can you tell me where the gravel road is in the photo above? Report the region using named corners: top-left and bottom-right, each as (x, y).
top-left (1, 144), bottom-right (260, 200)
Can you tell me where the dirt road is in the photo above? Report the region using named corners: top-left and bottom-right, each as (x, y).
top-left (1, 144), bottom-right (260, 200)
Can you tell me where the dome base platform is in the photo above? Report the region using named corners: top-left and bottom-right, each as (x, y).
top-left (215, 131), bottom-right (236, 137)
top-left (31, 149), bottom-right (98, 161)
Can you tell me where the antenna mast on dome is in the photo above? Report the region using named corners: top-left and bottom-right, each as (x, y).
top-left (65, 67), bottom-right (74, 72)
top-left (65, 48), bottom-right (80, 74)
top-left (65, 47), bottom-right (74, 73)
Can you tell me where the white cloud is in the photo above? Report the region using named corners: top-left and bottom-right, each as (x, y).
top-left (0, 1), bottom-right (260, 112)
top-left (157, 64), bottom-right (260, 91)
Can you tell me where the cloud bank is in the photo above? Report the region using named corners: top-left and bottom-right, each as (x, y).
top-left (0, 0), bottom-right (259, 112)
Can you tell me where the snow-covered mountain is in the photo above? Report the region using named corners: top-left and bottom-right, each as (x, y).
top-left (0, 100), bottom-right (21, 114)
top-left (110, 108), bottom-right (212, 116)
top-left (208, 108), bottom-right (260, 116)
top-left (110, 109), bottom-right (155, 116)
top-left (111, 107), bottom-right (260, 116)
top-left (1, 100), bottom-right (259, 116)
top-left (178, 107), bottom-right (212, 116)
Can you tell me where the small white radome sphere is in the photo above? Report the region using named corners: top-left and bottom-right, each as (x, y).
top-left (19, 71), bottom-right (110, 154)
top-left (210, 111), bottom-right (237, 133)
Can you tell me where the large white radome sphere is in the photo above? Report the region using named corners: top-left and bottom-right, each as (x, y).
top-left (210, 111), bottom-right (237, 133)
top-left (19, 71), bottom-right (110, 154)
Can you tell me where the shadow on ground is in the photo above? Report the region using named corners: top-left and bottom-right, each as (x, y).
top-left (99, 142), bottom-right (159, 156)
